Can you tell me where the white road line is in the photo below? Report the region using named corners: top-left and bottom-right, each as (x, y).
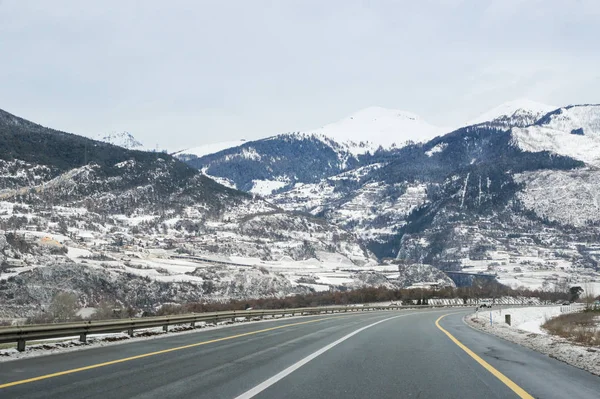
top-left (234, 313), bottom-right (408, 399)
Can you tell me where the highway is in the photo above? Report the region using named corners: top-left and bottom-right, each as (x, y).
top-left (0, 309), bottom-right (599, 398)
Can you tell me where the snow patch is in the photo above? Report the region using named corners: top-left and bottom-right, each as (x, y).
top-left (250, 180), bottom-right (288, 196)
top-left (512, 126), bottom-right (600, 167)
top-left (425, 142), bottom-right (447, 157)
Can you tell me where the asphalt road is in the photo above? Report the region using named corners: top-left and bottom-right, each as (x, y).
top-left (0, 309), bottom-right (599, 398)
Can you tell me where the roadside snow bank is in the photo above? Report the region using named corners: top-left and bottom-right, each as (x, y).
top-left (471, 306), bottom-right (578, 334)
top-left (466, 306), bottom-right (600, 376)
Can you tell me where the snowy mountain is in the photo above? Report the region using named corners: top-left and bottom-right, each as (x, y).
top-left (175, 107), bottom-right (451, 195)
top-left (467, 99), bottom-right (556, 128)
top-left (97, 131), bottom-right (146, 151)
top-left (171, 101), bottom-right (600, 294)
top-left (511, 104), bottom-right (600, 167)
top-left (176, 133), bottom-right (369, 195)
top-left (176, 107), bottom-right (447, 163)
top-left (4, 99), bottom-right (600, 317)
top-left (308, 106), bottom-right (449, 149)
top-left (218, 101), bottom-right (600, 294)
top-left (0, 107), bottom-right (382, 317)
top-left (268, 120), bottom-right (600, 292)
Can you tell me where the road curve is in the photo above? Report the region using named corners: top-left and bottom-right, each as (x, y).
top-left (0, 309), bottom-right (598, 398)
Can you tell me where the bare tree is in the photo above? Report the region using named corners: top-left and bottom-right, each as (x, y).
top-left (582, 280), bottom-right (596, 309)
top-left (49, 292), bottom-right (79, 322)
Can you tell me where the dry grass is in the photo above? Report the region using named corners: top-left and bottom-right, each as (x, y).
top-left (542, 311), bottom-right (600, 346)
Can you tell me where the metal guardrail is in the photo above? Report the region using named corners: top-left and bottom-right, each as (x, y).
top-left (0, 304), bottom-right (468, 352)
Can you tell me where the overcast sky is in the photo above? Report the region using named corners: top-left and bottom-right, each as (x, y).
top-left (1, 0), bottom-right (599, 151)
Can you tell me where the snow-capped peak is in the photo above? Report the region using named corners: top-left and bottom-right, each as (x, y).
top-left (467, 99), bottom-right (556, 126)
top-left (98, 131), bottom-right (145, 151)
top-left (307, 106), bottom-right (450, 149)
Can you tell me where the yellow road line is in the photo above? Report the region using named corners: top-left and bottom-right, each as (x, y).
top-left (0, 316), bottom-right (338, 390)
top-left (435, 314), bottom-right (534, 399)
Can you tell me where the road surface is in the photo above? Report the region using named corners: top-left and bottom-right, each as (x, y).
top-left (0, 309), bottom-right (599, 398)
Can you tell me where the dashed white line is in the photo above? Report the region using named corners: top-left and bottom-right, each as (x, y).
top-left (234, 313), bottom-right (407, 399)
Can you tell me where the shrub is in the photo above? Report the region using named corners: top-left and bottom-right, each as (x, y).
top-left (542, 311), bottom-right (600, 346)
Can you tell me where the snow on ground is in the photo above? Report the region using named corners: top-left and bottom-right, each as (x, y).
top-left (471, 305), bottom-right (582, 335)
top-left (511, 104), bottom-right (600, 167)
top-left (76, 307), bottom-right (97, 318)
top-left (203, 173), bottom-right (237, 189)
top-left (514, 169), bottom-right (600, 227)
top-left (425, 142), bottom-right (447, 157)
top-left (66, 247), bottom-right (93, 260)
top-left (54, 244), bottom-right (378, 294)
top-left (538, 104), bottom-right (600, 136)
top-left (454, 242), bottom-right (600, 292)
top-left (271, 181), bottom-right (338, 213)
top-left (14, 230), bottom-right (70, 244)
top-left (249, 179), bottom-right (288, 196)
top-left (328, 163), bottom-right (386, 182)
top-left (512, 126), bottom-right (600, 167)
top-left (466, 305), bottom-right (600, 376)
top-left (112, 214), bottom-right (158, 226)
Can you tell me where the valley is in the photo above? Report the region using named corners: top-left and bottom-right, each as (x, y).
top-left (2, 101), bottom-right (600, 320)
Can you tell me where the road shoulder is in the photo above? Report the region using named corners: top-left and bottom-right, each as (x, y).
top-left (464, 309), bottom-right (600, 376)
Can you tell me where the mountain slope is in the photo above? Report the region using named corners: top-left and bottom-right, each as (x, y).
top-left (178, 133), bottom-right (366, 194)
top-left (0, 108), bottom-right (239, 213)
top-left (511, 104), bottom-right (600, 167)
top-left (308, 106), bottom-right (449, 148)
top-left (176, 107), bottom-right (451, 195)
top-left (175, 101), bottom-right (600, 294)
top-left (467, 99), bottom-right (556, 127)
top-left (0, 107), bottom-right (381, 317)
top-left (273, 125), bottom-right (584, 256)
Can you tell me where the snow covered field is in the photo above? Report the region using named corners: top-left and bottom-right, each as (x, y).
top-left (470, 305), bottom-right (584, 335)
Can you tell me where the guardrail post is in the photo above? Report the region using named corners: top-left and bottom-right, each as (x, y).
top-left (79, 333), bottom-right (87, 343)
top-left (190, 321), bottom-right (195, 328)
top-left (127, 328), bottom-right (134, 337)
top-left (163, 325), bottom-right (169, 332)
top-left (17, 339), bottom-right (25, 352)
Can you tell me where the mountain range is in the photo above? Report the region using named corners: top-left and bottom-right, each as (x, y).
top-left (174, 100), bottom-right (600, 295)
top-left (0, 108), bottom-right (377, 317)
top-left (1, 99), bottom-right (599, 318)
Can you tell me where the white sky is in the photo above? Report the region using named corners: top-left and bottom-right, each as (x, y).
top-left (0, 0), bottom-right (599, 151)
